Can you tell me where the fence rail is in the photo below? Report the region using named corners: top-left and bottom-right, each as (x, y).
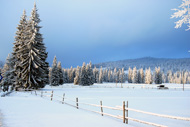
top-left (17, 90), bottom-right (190, 127)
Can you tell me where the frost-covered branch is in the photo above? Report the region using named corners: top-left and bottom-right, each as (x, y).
top-left (171, 0), bottom-right (190, 31)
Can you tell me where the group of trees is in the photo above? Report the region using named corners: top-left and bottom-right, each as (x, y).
top-left (49, 57), bottom-right (126, 86)
top-left (49, 57), bottom-right (94, 86)
top-left (128, 67), bottom-right (162, 84)
top-left (0, 3), bottom-right (49, 91)
top-left (163, 70), bottom-right (190, 84)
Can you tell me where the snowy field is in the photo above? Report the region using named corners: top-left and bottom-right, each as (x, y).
top-left (0, 83), bottom-right (190, 127)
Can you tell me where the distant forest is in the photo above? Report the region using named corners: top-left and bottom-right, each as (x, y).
top-left (93, 57), bottom-right (190, 73)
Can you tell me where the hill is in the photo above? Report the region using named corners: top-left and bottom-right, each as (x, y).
top-left (93, 57), bottom-right (190, 72)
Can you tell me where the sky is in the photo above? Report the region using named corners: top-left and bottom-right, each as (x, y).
top-left (0, 0), bottom-right (189, 68)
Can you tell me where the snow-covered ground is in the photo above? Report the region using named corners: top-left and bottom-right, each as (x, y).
top-left (0, 83), bottom-right (190, 127)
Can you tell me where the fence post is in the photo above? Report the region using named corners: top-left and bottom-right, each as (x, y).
top-left (51, 91), bottom-right (53, 101)
top-left (41, 91), bottom-right (43, 97)
top-left (35, 91), bottom-right (37, 96)
top-left (62, 93), bottom-right (65, 104)
top-left (123, 101), bottom-right (125, 123)
top-left (76, 97), bottom-right (79, 109)
top-left (100, 101), bottom-right (103, 116)
top-left (126, 101), bottom-right (128, 124)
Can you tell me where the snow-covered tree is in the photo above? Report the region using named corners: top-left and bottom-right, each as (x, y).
top-left (50, 56), bottom-right (59, 86)
top-left (74, 66), bottom-right (80, 85)
top-left (113, 68), bottom-right (117, 83)
top-left (108, 69), bottom-right (112, 82)
top-left (85, 64), bottom-right (93, 85)
top-left (132, 67), bottom-right (138, 83)
top-left (171, 0), bottom-right (190, 31)
top-left (57, 61), bottom-right (64, 85)
top-left (128, 67), bottom-right (133, 83)
top-left (93, 66), bottom-right (99, 83)
top-left (68, 66), bottom-right (74, 83)
top-left (79, 62), bottom-right (87, 85)
top-left (154, 67), bottom-right (162, 84)
top-left (19, 3), bottom-right (49, 89)
top-left (12, 10), bottom-right (27, 89)
top-left (120, 68), bottom-right (125, 83)
top-left (138, 68), bottom-right (144, 83)
top-left (63, 69), bottom-right (69, 83)
top-left (103, 69), bottom-right (108, 82)
top-left (98, 67), bottom-right (103, 83)
top-left (145, 67), bottom-right (152, 84)
top-left (1, 54), bottom-right (15, 91)
top-left (88, 62), bottom-right (94, 85)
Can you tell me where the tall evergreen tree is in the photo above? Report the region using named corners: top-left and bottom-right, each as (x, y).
top-left (138, 68), bottom-right (144, 83)
top-left (93, 67), bottom-right (99, 83)
top-left (120, 68), bottom-right (125, 83)
top-left (154, 67), bottom-right (162, 84)
top-left (57, 61), bottom-right (64, 85)
top-left (128, 67), bottom-right (133, 83)
top-left (132, 67), bottom-right (138, 83)
top-left (19, 3), bottom-right (49, 89)
top-left (145, 67), bottom-right (152, 84)
top-left (98, 67), bottom-right (103, 83)
top-left (74, 66), bottom-right (80, 85)
top-left (88, 62), bottom-right (94, 85)
top-left (13, 10), bottom-right (27, 89)
top-left (79, 62), bottom-right (90, 86)
top-left (108, 69), bottom-right (112, 82)
top-left (50, 56), bottom-right (59, 86)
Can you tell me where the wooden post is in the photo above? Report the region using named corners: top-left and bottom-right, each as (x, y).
top-left (100, 101), bottom-right (103, 116)
top-left (76, 97), bottom-right (79, 109)
top-left (126, 101), bottom-right (128, 124)
top-left (123, 101), bottom-right (125, 123)
top-left (62, 93), bottom-right (65, 104)
top-left (51, 91), bottom-right (53, 101)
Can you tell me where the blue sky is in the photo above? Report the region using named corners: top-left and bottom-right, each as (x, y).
top-left (0, 0), bottom-right (189, 68)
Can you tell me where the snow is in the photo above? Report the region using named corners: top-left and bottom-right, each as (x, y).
top-left (0, 83), bottom-right (190, 127)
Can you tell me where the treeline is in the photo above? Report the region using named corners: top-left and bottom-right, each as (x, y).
top-left (49, 56), bottom-right (126, 86)
top-left (49, 57), bottom-right (190, 86)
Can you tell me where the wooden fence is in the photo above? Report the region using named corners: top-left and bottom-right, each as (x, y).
top-left (21, 90), bottom-right (190, 127)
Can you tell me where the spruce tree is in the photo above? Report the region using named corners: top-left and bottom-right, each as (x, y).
top-left (50, 56), bottom-right (59, 86)
top-left (88, 62), bottom-right (94, 85)
top-left (12, 10), bottom-right (27, 89)
top-left (93, 67), bottom-right (99, 83)
top-left (80, 62), bottom-right (89, 86)
top-left (145, 67), bottom-right (152, 84)
top-left (1, 54), bottom-right (15, 91)
top-left (108, 69), bottom-right (112, 82)
top-left (98, 67), bottom-right (103, 83)
top-left (154, 67), bottom-right (162, 84)
top-left (132, 67), bottom-right (138, 83)
top-left (86, 64), bottom-right (92, 85)
top-left (128, 67), bottom-right (133, 83)
top-left (138, 68), bottom-right (144, 83)
top-left (19, 3), bottom-right (49, 89)
top-left (120, 68), bottom-right (125, 83)
top-left (74, 66), bottom-right (80, 85)
top-left (57, 61), bottom-right (64, 85)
